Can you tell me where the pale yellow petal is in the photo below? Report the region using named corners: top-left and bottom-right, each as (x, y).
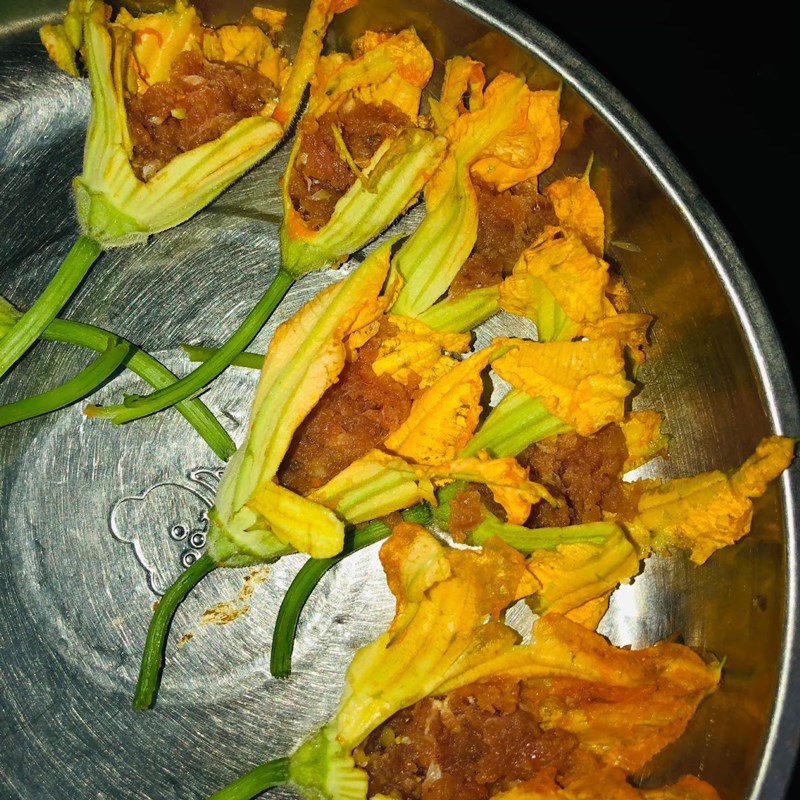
top-left (114, 0), bottom-right (202, 88)
top-left (316, 28), bottom-right (433, 121)
top-left (470, 88), bottom-right (564, 191)
top-left (429, 55), bottom-right (486, 133)
top-left (498, 227), bottom-right (609, 340)
top-left (526, 525), bottom-right (641, 618)
top-left (636, 435), bottom-right (795, 564)
top-left (247, 481), bottom-right (344, 558)
top-left (40, 0), bottom-right (86, 77)
top-left (582, 312), bottom-right (652, 365)
top-left (201, 24), bottom-right (288, 89)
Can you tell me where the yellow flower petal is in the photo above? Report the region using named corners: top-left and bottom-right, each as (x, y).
top-left (564, 593), bottom-right (612, 631)
top-left (545, 172), bottom-right (605, 257)
top-left (731, 434), bottom-right (797, 496)
top-left (429, 55), bottom-right (486, 133)
top-left (470, 88), bottom-right (565, 191)
top-left (619, 410), bottom-right (668, 472)
top-left (247, 481), bottom-right (344, 558)
top-left (371, 314), bottom-right (471, 388)
top-left (582, 312), bottom-right (652, 366)
top-left (498, 227), bottom-right (610, 341)
top-left (115, 0), bottom-right (202, 89)
top-left (526, 524), bottom-right (641, 618)
top-left (492, 337), bottom-right (633, 436)
top-left (311, 28), bottom-right (433, 121)
top-left (636, 435), bottom-right (795, 564)
top-left (437, 613), bottom-right (720, 774)
top-left (333, 524), bottom-right (535, 750)
top-left (251, 6), bottom-right (288, 30)
top-left (384, 347), bottom-right (497, 464)
top-left (39, 0), bottom-right (87, 77)
top-left (201, 23), bottom-right (288, 91)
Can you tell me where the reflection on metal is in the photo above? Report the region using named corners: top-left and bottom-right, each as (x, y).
top-left (0, 2), bottom-right (797, 800)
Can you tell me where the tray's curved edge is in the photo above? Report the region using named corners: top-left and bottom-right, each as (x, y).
top-left (451, 1), bottom-right (800, 798)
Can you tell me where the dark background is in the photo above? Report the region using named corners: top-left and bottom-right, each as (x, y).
top-left (508, 0), bottom-right (799, 389)
top-left (504, 1), bottom-right (799, 794)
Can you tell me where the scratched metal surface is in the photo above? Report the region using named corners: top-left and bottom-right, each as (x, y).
top-left (1, 1), bottom-right (799, 799)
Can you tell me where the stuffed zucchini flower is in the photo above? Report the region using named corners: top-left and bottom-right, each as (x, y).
top-left (281, 28), bottom-right (447, 275)
top-left (391, 57), bottom-right (564, 320)
top-left (207, 525), bottom-right (721, 800)
top-left (1, 1), bottom-right (346, 381)
top-left (132, 242), bottom-right (395, 709)
top-left (88, 21), bottom-right (448, 427)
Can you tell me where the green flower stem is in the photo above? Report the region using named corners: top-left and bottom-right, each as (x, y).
top-left (91, 268), bottom-right (295, 423)
top-left (133, 552), bottom-right (217, 710)
top-left (207, 757), bottom-right (290, 800)
top-left (0, 236), bottom-right (102, 379)
top-left (0, 340), bottom-right (129, 428)
top-left (469, 518), bottom-right (613, 553)
top-left (271, 502), bottom-right (431, 679)
top-left (181, 344), bottom-right (265, 371)
top-left (31, 315), bottom-right (235, 461)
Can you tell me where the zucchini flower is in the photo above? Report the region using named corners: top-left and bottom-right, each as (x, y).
top-left (309, 345), bottom-right (556, 525)
top-left (208, 525), bottom-right (721, 800)
top-left (132, 242), bottom-right (394, 710)
top-left (391, 57), bottom-right (564, 320)
top-left (0, 1), bottom-right (347, 382)
top-left (87, 22), bottom-right (448, 427)
top-left (281, 28), bottom-right (446, 274)
top-left (633, 434), bottom-right (796, 564)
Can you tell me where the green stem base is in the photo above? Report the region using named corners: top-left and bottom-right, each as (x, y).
top-left (207, 757), bottom-right (290, 800)
top-left (133, 552), bottom-right (217, 710)
top-left (94, 268), bottom-right (295, 424)
top-left (0, 236), bottom-right (102, 379)
top-left (0, 340), bottom-right (129, 428)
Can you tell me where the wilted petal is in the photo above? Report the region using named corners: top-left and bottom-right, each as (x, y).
top-left (635, 435), bottom-right (795, 564)
top-left (492, 337), bottom-right (633, 436)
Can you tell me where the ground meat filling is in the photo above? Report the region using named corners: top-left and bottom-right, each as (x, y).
top-left (126, 51), bottom-right (277, 181)
top-left (288, 98), bottom-right (410, 230)
top-left (517, 424), bottom-right (637, 527)
top-left (448, 180), bottom-right (558, 297)
top-left (360, 679), bottom-right (578, 800)
top-left (278, 320), bottom-right (417, 495)
top-left (447, 487), bottom-right (484, 541)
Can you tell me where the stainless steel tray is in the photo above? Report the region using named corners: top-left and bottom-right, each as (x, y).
top-left (1, 2), bottom-right (798, 799)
